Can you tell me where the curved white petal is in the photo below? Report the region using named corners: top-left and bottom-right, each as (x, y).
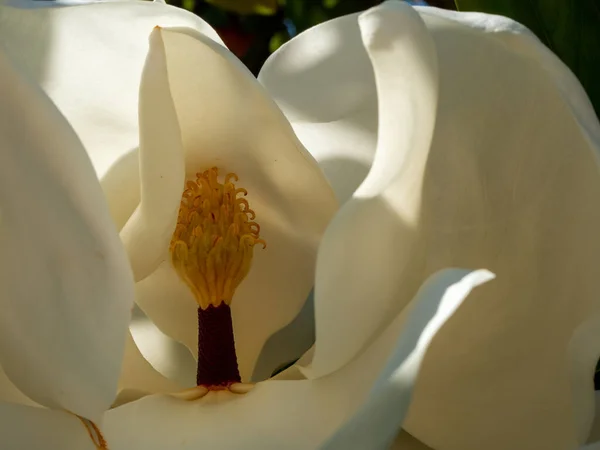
top-left (310, 1), bottom-right (439, 379)
top-left (0, 0), bottom-right (222, 179)
top-left (104, 268), bottom-right (491, 450)
top-left (0, 364), bottom-right (38, 407)
top-left (259, 12), bottom-right (375, 205)
top-left (586, 392), bottom-right (600, 444)
top-left (134, 26), bottom-right (337, 381)
top-left (119, 26), bottom-right (185, 281)
top-left (0, 48), bottom-right (133, 420)
top-left (129, 304), bottom-right (196, 389)
top-left (0, 403), bottom-right (97, 450)
top-left (401, 9), bottom-right (600, 450)
top-left (280, 3), bottom-right (600, 450)
top-left (568, 315), bottom-right (600, 444)
top-left (251, 289), bottom-right (315, 381)
top-left (320, 269), bottom-right (494, 450)
top-left (115, 332), bottom-right (184, 407)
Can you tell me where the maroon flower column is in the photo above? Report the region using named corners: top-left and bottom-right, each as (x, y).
top-left (196, 303), bottom-right (241, 387)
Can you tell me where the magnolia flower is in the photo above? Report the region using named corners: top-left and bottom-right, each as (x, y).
top-left (0, 4), bottom-right (493, 449)
top-left (2, 1), bottom-right (600, 449)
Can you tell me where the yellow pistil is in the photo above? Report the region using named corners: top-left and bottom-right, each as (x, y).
top-left (170, 167), bottom-right (266, 309)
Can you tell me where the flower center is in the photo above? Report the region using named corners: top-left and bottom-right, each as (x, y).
top-left (170, 167), bottom-right (265, 387)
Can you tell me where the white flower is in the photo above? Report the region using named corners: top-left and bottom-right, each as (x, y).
top-left (1, 1), bottom-right (600, 449)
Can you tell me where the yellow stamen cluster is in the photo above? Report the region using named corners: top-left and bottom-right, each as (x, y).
top-left (170, 167), bottom-right (266, 310)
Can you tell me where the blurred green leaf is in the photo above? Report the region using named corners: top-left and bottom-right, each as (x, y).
top-left (269, 30), bottom-right (289, 52)
top-left (182, 0), bottom-right (195, 11)
top-left (455, 0), bottom-right (600, 117)
top-left (323, 0), bottom-right (341, 9)
top-left (206, 0), bottom-right (278, 15)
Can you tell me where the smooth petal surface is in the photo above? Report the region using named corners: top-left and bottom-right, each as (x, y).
top-left (321, 270), bottom-right (494, 450)
top-left (259, 13), bottom-right (377, 205)
top-left (129, 305), bottom-right (196, 389)
top-left (0, 49), bottom-right (134, 420)
top-left (277, 4), bottom-right (600, 450)
top-left (105, 269), bottom-right (491, 450)
top-left (114, 332), bottom-right (184, 407)
top-left (134, 27), bottom-right (337, 381)
top-left (0, 403), bottom-right (96, 450)
top-left (0, 365), bottom-right (38, 407)
top-left (0, 0), bottom-right (222, 178)
top-left (119, 26), bottom-right (185, 281)
top-left (309, 1), bottom-right (440, 380)
top-left (587, 392), bottom-right (600, 444)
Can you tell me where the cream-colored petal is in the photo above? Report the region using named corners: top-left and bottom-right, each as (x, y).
top-left (284, 3), bottom-right (600, 450)
top-left (120, 26), bottom-right (185, 281)
top-left (129, 305), bottom-right (196, 389)
top-left (114, 332), bottom-right (184, 406)
top-left (105, 269), bottom-right (490, 450)
top-left (139, 27), bottom-right (337, 381)
top-left (321, 270), bottom-right (494, 450)
top-left (586, 392), bottom-right (600, 444)
top-left (251, 289), bottom-right (315, 381)
top-left (310, 1), bottom-right (439, 379)
top-left (402, 10), bottom-right (600, 450)
top-left (259, 13), bottom-right (375, 205)
top-left (134, 261), bottom-right (198, 363)
top-left (0, 0), bottom-right (222, 179)
top-left (568, 315), bottom-right (600, 444)
top-left (0, 364), bottom-right (38, 407)
top-left (0, 402), bottom-right (97, 450)
top-left (269, 3), bottom-right (600, 449)
top-left (0, 48), bottom-right (133, 420)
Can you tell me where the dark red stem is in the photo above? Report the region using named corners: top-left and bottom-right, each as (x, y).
top-left (196, 304), bottom-right (241, 387)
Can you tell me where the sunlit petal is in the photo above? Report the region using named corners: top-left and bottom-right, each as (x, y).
top-left (0, 47), bottom-right (133, 421)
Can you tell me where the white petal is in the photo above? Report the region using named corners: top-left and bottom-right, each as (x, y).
top-left (586, 392), bottom-right (600, 444)
top-left (0, 0), bottom-right (222, 178)
top-left (0, 403), bottom-right (97, 450)
top-left (310, 1), bottom-right (439, 379)
top-left (137, 26), bottom-right (337, 381)
top-left (0, 48), bottom-right (133, 420)
top-left (251, 290), bottom-right (315, 381)
top-left (104, 268), bottom-right (490, 450)
top-left (568, 315), bottom-right (600, 443)
top-left (259, 12), bottom-right (375, 205)
top-left (115, 331), bottom-right (185, 406)
top-left (276, 3), bottom-right (600, 449)
top-left (119, 26), bottom-right (185, 281)
top-left (129, 304), bottom-right (196, 388)
top-left (321, 269), bottom-right (494, 450)
top-left (0, 364), bottom-right (38, 407)
top-left (401, 9), bottom-right (600, 450)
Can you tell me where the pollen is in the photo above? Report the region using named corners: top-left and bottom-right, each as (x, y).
top-left (170, 167), bottom-right (266, 310)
